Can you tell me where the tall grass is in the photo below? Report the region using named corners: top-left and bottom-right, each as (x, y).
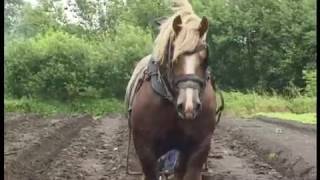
top-left (254, 112), bottom-right (316, 124)
top-left (223, 91), bottom-right (316, 115)
top-left (4, 90), bottom-right (316, 124)
top-left (4, 97), bottom-right (124, 117)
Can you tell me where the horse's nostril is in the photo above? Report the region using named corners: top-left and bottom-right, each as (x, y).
top-left (177, 103), bottom-right (183, 112)
top-left (195, 103), bottom-right (201, 112)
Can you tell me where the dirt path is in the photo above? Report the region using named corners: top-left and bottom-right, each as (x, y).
top-left (4, 113), bottom-right (316, 180)
top-left (207, 127), bottom-right (286, 180)
top-left (218, 115), bottom-right (316, 180)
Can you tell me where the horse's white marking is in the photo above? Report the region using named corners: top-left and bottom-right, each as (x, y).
top-left (184, 55), bottom-right (198, 74)
top-left (183, 55), bottom-right (198, 113)
top-left (185, 88), bottom-right (194, 112)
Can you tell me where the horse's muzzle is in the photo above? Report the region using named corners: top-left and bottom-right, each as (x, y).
top-left (176, 97), bottom-right (202, 120)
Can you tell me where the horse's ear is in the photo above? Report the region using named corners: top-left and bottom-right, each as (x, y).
top-left (199, 16), bottom-right (209, 37)
top-left (172, 15), bottom-right (182, 34)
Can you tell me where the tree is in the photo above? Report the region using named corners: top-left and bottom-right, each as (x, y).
top-left (193, 0), bottom-right (316, 93)
top-left (4, 0), bottom-right (24, 34)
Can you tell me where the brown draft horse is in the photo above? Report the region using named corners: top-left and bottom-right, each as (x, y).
top-left (125, 0), bottom-right (222, 179)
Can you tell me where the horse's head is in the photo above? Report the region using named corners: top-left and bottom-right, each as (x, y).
top-left (156, 14), bottom-right (209, 120)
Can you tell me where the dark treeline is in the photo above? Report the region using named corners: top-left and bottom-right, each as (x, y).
top-left (4, 0), bottom-right (316, 101)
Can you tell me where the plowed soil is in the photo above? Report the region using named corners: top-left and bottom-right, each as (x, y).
top-left (4, 113), bottom-right (316, 180)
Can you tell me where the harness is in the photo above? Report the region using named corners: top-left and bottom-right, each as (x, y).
top-left (147, 40), bottom-right (210, 97)
top-left (126, 37), bottom-right (225, 177)
top-left (131, 39), bottom-right (224, 124)
top-left (144, 56), bottom-right (223, 125)
top-left (147, 58), bottom-right (174, 102)
top-left (145, 57), bottom-right (211, 101)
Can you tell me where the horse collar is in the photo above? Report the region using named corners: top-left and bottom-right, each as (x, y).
top-left (146, 57), bottom-right (175, 103)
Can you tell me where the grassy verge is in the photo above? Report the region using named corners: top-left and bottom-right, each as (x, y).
top-left (222, 91), bottom-right (316, 124)
top-left (5, 91), bottom-right (316, 124)
top-left (4, 97), bottom-right (124, 118)
top-left (253, 112), bottom-right (316, 124)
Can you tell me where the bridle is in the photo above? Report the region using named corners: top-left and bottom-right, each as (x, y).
top-left (162, 37), bottom-right (210, 97)
top-left (173, 44), bottom-right (209, 88)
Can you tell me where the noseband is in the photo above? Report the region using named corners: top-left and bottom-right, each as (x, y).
top-left (173, 74), bottom-right (206, 88)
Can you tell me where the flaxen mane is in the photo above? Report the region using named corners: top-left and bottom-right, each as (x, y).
top-left (153, 0), bottom-right (207, 64)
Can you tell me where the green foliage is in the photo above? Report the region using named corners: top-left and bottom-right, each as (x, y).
top-left (5, 30), bottom-right (95, 100)
top-left (5, 24), bottom-right (152, 100)
top-left (192, 0), bottom-right (316, 92)
top-left (286, 95), bottom-right (316, 114)
top-left (12, 2), bottom-right (59, 39)
top-left (6, 91), bottom-right (315, 122)
top-left (302, 69), bottom-right (317, 96)
top-left (223, 91), bottom-right (316, 116)
top-left (5, 0), bottom-right (23, 33)
top-left (4, 0), bottom-right (316, 104)
top-left (5, 97), bottom-right (124, 117)
top-left (122, 0), bottom-right (170, 29)
top-left (89, 23), bottom-right (153, 97)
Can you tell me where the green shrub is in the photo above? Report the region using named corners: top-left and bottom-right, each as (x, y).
top-left (303, 69), bottom-right (316, 97)
top-left (286, 96), bottom-right (316, 114)
top-left (223, 91), bottom-right (316, 116)
top-left (5, 30), bottom-right (96, 100)
top-left (88, 22), bottom-right (153, 98)
top-left (5, 24), bottom-right (153, 100)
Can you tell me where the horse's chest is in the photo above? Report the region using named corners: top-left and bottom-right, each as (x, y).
top-left (160, 120), bottom-right (211, 142)
top-left (155, 125), bottom-right (208, 152)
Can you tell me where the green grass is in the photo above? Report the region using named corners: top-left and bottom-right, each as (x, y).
top-left (4, 97), bottom-right (124, 117)
top-left (5, 91), bottom-right (316, 124)
top-left (222, 91), bottom-right (316, 124)
top-left (253, 112), bottom-right (316, 124)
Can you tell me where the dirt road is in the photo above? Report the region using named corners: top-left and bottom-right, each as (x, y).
top-left (4, 113), bottom-right (316, 180)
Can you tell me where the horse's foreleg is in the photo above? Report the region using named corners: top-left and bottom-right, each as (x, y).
top-left (137, 147), bottom-right (158, 180)
top-left (133, 135), bottom-right (158, 180)
top-left (183, 138), bottom-right (211, 180)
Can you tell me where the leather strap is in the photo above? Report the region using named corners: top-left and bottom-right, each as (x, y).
top-left (147, 58), bottom-right (174, 102)
top-left (173, 74), bottom-right (206, 88)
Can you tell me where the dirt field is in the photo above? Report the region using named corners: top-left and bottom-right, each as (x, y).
top-left (4, 113), bottom-right (316, 180)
